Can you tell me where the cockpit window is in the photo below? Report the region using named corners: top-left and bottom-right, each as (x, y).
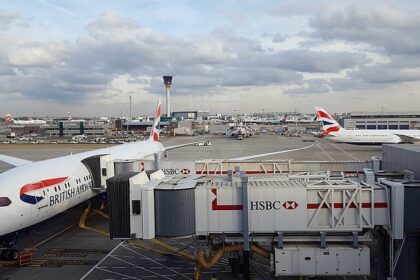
top-left (0, 197), bottom-right (11, 207)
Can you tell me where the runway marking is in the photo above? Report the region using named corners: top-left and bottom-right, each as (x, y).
top-left (328, 142), bottom-right (361, 161)
top-left (316, 142), bottom-right (334, 161)
top-left (231, 144), bottom-right (314, 160)
top-left (80, 242), bottom-right (123, 280)
top-left (108, 255), bottom-right (174, 280)
top-left (30, 224), bottom-right (75, 250)
top-left (112, 266), bottom-right (126, 269)
top-left (122, 244), bottom-right (191, 279)
top-left (95, 267), bottom-right (140, 279)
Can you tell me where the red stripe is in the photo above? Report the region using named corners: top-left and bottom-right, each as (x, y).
top-left (211, 188), bottom-right (243, 211)
top-left (317, 111), bottom-right (332, 119)
top-left (155, 104), bottom-right (161, 119)
top-left (196, 170), bottom-right (365, 175)
top-left (319, 125), bottom-right (340, 138)
top-left (307, 202), bottom-right (387, 209)
top-left (20, 177), bottom-right (68, 196)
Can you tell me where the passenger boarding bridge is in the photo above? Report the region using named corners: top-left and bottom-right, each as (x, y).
top-left (74, 150), bottom-right (418, 280)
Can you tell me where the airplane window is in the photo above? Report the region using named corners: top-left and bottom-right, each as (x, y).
top-left (0, 197), bottom-right (12, 207)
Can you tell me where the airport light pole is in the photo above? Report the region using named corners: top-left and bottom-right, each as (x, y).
top-left (129, 95), bottom-right (132, 120)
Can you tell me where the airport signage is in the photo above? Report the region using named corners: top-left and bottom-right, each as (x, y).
top-left (250, 200), bottom-right (299, 210)
top-left (162, 168), bottom-right (181, 175)
top-left (160, 160), bottom-right (195, 176)
top-left (161, 168), bottom-right (191, 175)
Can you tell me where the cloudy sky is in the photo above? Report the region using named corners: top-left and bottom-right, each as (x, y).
top-left (1, 0), bottom-right (420, 117)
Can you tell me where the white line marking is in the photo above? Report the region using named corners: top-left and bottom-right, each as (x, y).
top-left (95, 267), bottom-right (139, 279)
top-left (316, 142), bottom-right (334, 161)
top-left (109, 255), bottom-right (173, 280)
top-left (231, 144), bottom-right (314, 160)
top-left (122, 244), bottom-right (191, 279)
top-left (80, 242), bottom-right (123, 280)
top-left (112, 266), bottom-right (126, 269)
top-left (329, 142), bottom-right (360, 161)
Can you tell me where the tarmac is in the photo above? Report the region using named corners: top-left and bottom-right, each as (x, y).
top-left (0, 133), bottom-right (386, 279)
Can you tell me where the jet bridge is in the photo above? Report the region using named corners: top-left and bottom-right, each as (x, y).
top-left (105, 169), bottom-right (414, 279)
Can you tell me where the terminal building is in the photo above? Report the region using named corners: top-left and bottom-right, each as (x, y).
top-left (43, 121), bottom-right (107, 137)
top-left (172, 110), bottom-right (209, 120)
top-left (343, 111), bottom-right (420, 130)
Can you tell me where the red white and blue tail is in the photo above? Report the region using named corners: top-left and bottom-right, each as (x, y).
top-left (149, 99), bottom-right (161, 141)
top-left (4, 114), bottom-right (14, 124)
top-left (315, 107), bottom-right (342, 138)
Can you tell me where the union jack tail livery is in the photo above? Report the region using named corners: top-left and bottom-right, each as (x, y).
top-left (315, 107), bottom-right (342, 138)
top-left (149, 99), bottom-right (161, 142)
top-left (4, 114), bottom-right (14, 124)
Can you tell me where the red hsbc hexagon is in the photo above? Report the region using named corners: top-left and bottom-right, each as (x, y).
top-left (181, 168), bottom-right (191, 175)
top-left (282, 201), bottom-right (299, 210)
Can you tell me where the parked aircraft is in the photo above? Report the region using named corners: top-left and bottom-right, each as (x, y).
top-left (226, 123), bottom-right (254, 139)
top-left (67, 112), bottom-right (86, 123)
top-left (4, 114), bottom-right (46, 125)
top-left (315, 107), bottom-right (420, 144)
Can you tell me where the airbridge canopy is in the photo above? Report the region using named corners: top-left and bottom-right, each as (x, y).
top-left (161, 159), bottom-right (374, 175)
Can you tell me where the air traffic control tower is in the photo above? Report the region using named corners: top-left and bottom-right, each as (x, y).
top-left (163, 76), bottom-right (173, 117)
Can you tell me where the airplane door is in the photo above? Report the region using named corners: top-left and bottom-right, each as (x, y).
top-left (29, 182), bottom-right (48, 210)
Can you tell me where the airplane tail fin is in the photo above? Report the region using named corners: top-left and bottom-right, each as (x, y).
top-left (149, 99), bottom-right (162, 141)
top-left (315, 107), bottom-right (343, 137)
top-left (4, 114), bottom-right (14, 124)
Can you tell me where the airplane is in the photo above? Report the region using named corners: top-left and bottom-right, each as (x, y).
top-left (315, 107), bottom-right (420, 144)
top-left (4, 114), bottom-right (47, 125)
top-left (0, 100), bottom-right (313, 260)
top-left (67, 112), bottom-right (86, 123)
top-left (226, 123), bottom-right (254, 139)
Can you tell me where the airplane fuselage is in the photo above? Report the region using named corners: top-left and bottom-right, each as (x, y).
top-left (326, 129), bottom-right (420, 144)
top-left (0, 140), bottom-right (164, 237)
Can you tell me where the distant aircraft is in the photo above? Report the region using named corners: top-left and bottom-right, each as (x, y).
top-left (315, 107), bottom-right (420, 144)
top-left (226, 123), bottom-right (254, 139)
top-left (4, 114), bottom-right (46, 125)
top-left (67, 112), bottom-right (86, 123)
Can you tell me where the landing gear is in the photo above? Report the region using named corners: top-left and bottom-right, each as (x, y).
top-left (0, 236), bottom-right (18, 261)
top-left (0, 248), bottom-right (19, 261)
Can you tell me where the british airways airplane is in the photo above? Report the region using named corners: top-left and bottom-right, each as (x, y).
top-left (4, 114), bottom-right (47, 125)
top-left (0, 101), bottom-right (172, 259)
top-left (316, 107), bottom-right (420, 144)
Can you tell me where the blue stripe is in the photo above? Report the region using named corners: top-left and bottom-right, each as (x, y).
top-left (322, 120), bottom-right (334, 126)
top-left (20, 194), bottom-right (44, 204)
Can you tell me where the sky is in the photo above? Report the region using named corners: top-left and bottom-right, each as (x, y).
top-left (1, 0), bottom-right (420, 117)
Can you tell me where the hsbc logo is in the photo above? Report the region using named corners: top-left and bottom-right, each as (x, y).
top-left (162, 168), bottom-right (192, 175)
top-left (250, 200), bottom-right (299, 211)
top-left (282, 201), bottom-right (299, 210)
top-left (180, 168), bottom-right (190, 175)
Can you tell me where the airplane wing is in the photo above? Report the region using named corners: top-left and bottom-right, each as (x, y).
top-left (0, 154), bottom-right (33, 167)
top-left (394, 134), bottom-right (420, 143)
top-left (164, 141), bottom-right (206, 151)
top-left (229, 144), bottom-right (314, 160)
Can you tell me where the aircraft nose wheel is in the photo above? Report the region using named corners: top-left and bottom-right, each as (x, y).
top-left (0, 249), bottom-right (19, 261)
